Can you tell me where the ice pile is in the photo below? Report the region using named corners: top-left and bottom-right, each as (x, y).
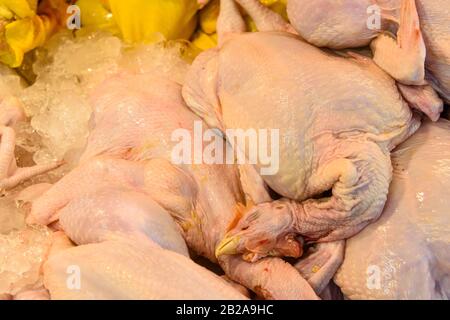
top-left (0, 30), bottom-right (192, 297)
top-left (0, 195), bottom-right (25, 235)
top-left (18, 31), bottom-right (191, 167)
top-left (19, 31), bottom-right (123, 166)
top-left (0, 65), bottom-right (25, 98)
top-left (120, 41), bottom-right (192, 85)
top-left (0, 193), bottom-right (50, 297)
top-left (0, 225), bottom-right (51, 295)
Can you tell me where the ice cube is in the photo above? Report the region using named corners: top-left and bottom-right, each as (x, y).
top-left (121, 41), bottom-right (191, 85)
top-left (0, 225), bottom-right (51, 295)
top-left (20, 31), bottom-right (124, 166)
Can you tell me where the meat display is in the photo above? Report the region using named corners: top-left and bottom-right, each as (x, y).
top-left (0, 0), bottom-right (448, 301)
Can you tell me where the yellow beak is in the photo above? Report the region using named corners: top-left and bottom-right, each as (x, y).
top-left (215, 235), bottom-right (241, 257)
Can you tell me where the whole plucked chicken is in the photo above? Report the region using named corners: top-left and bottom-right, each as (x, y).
top-left (182, 0), bottom-right (439, 286)
top-left (335, 120), bottom-right (450, 299)
top-left (27, 73), bottom-right (318, 299)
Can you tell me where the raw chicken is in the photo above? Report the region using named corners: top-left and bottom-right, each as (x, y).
top-left (44, 239), bottom-right (246, 300)
top-left (19, 32), bottom-right (123, 167)
top-left (58, 188), bottom-right (189, 256)
top-left (287, 0), bottom-right (450, 101)
top-left (13, 288), bottom-right (50, 300)
top-left (235, 0), bottom-right (443, 122)
top-left (18, 31), bottom-right (191, 168)
top-left (27, 73), bottom-right (318, 299)
top-left (334, 120), bottom-right (450, 299)
top-left (43, 212), bottom-right (244, 299)
top-left (183, 0), bottom-right (420, 262)
top-left (295, 240), bottom-right (346, 294)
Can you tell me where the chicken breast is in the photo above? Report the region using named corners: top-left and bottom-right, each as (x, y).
top-left (44, 238), bottom-right (246, 300)
top-left (335, 120), bottom-right (450, 299)
top-left (184, 1), bottom-right (420, 262)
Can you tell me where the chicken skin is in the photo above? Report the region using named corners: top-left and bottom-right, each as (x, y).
top-left (183, 0), bottom-right (421, 264)
top-left (27, 73), bottom-right (318, 299)
top-left (287, 0), bottom-right (450, 101)
top-left (335, 120), bottom-right (450, 299)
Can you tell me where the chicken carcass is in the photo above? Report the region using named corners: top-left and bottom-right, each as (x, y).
top-left (43, 214), bottom-right (246, 299)
top-left (13, 288), bottom-right (50, 300)
top-left (27, 73), bottom-right (318, 299)
top-left (45, 239), bottom-right (247, 300)
top-left (184, 0), bottom-right (420, 262)
top-left (335, 120), bottom-right (450, 299)
top-left (58, 188), bottom-right (190, 256)
top-left (287, 0), bottom-right (450, 101)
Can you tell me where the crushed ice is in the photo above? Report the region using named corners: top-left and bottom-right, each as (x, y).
top-left (0, 30), bottom-right (191, 297)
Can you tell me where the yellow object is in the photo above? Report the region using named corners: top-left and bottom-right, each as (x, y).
top-left (0, 0), bottom-right (66, 67)
top-left (311, 265), bottom-right (321, 273)
top-left (76, 0), bottom-right (203, 44)
top-left (76, 0), bottom-right (114, 30)
top-left (0, 0), bottom-right (36, 19)
top-left (108, 0), bottom-right (201, 44)
top-left (215, 235), bottom-right (241, 257)
top-left (191, 30), bottom-right (217, 51)
top-left (199, 0), bottom-right (219, 35)
top-left (2, 15), bottom-right (49, 67)
top-left (268, 0), bottom-right (288, 20)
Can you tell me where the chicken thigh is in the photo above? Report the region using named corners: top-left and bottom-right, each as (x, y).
top-left (183, 0), bottom-right (420, 261)
top-left (27, 73), bottom-right (318, 299)
top-left (335, 120), bottom-right (450, 299)
top-left (58, 188), bottom-right (189, 256)
top-left (287, 0), bottom-right (450, 101)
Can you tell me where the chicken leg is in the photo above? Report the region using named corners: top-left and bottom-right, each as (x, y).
top-left (371, 0), bottom-right (426, 85)
top-left (0, 97), bottom-right (61, 190)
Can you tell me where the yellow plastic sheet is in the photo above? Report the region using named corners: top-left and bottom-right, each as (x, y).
top-left (0, 0), bottom-right (66, 67)
top-left (0, 0), bottom-right (37, 19)
top-left (111, 0), bottom-right (201, 43)
top-left (77, 0), bottom-right (203, 44)
top-left (199, 0), bottom-right (219, 35)
top-left (0, 0), bottom-right (288, 67)
top-left (191, 29), bottom-right (218, 51)
top-left (76, 0), bottom-right (115, 31)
